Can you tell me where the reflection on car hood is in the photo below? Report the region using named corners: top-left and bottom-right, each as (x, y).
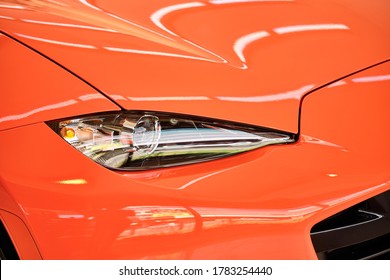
top-left (1, 0), bottom-right (389, 132)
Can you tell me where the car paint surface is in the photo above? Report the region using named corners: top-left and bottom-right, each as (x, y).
top-left (1, 61), bottom-right (389, 259)
top-left (0, 0), bottom-right (389, 259)
top-left (1, 0), bottom-right (389, 133)
top-left (0, 33), bottom-right (120, 131)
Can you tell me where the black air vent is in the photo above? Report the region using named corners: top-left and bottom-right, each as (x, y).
top-left (311, 190), bottom-right (390, 260)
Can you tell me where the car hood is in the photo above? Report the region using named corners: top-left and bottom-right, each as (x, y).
top-left (1, 0), bottom-right (389, 132)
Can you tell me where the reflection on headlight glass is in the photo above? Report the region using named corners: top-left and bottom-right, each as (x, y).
top-left (49, 111), bottom-right (295, 170)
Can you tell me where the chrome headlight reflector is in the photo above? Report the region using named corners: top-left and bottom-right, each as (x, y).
top-left (48, 111), bottom-right (295, 170)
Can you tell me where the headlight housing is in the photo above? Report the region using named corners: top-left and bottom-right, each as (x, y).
top-left (48, 111), bottom-right (295, 170)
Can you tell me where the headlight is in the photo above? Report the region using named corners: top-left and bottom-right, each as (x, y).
top-left (48, 111), bottom-right (295, 170)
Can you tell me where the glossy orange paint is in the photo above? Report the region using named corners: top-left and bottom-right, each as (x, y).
top-left (0, 33), bottom-right (120, 131)
top-left (0, 210), bottom-right (42, 259)
top-left (0, 0), bottom-right (389, 259)
top-left (1, 61), bottom-right (389, 259)
top-left (1, 0), bottom-right (389, 132)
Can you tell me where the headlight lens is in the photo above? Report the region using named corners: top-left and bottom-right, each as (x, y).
top-left (48, 111), bottom-right (295, 170)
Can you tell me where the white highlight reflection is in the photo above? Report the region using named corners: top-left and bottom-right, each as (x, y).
top-left (151, 2), bottom-right (205, 36)
top-left (58, 179), bottom-right (87, 185)
top-left (274, 23), bottom-right (349, 34)
top-left (195, 205), bottom-right (321, 219)
top-left (179, 166), bottom-right (238, 189)
top-left (117, 206), bottom-right (195, 239)
top-left (327, 80), bottom-right (347, 88)
top-left (104, 46), bottom-right (217, 62)
top-left (16, 33), bottom-right (97, 49)
top-left (128, 96), bottom-right (210, 101)
top-left (110, 94), bottom-right (128, 101)
top-left (78, 93), bottom-right (105, 101)
top-left (234, 31), bottom-right (270, 63)
top-left (352, 74), bottom-right (390, 83)
top-left (79, 0), bottom-right (102, 11)
top-left (0, 100), bottom-right (78, 123)
top-left (106, 12), bottom-right (173, 41)
top-left (47, 0), bottom-right (69, 7)
top-left (57, 214), bottom-right (85, 219)
top-left (0, 4), bottom-right (24, 9)
top-left (149, 2), bottom-right (227, 63)
top-left (210, 0), bottom-right (293, 4)
top-left (302, 135), bottom-right (344, 149)
top-left (218, 84), bottom-right (314, 102)
top-left (0, 15), bottom-right (15, 20)
top-left (321, 181), bottom-right (389, 207)
top-left (21, 19), bottom-right (116, 32)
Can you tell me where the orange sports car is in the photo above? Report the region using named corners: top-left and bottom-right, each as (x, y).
top-left (0, 0), bottom-right (389, 260)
